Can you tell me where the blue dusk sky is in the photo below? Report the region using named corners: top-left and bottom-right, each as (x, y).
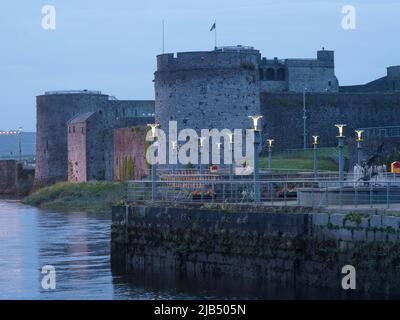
top-left (0, 0), bottom-right (399, 131)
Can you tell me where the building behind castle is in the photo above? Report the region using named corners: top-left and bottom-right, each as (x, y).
top-left (34, 46), bottom-right (400, 186)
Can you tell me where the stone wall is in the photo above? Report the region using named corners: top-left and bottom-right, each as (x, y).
top-left (261, 92), bottom-right (400, 150)
top-left (35, 91), bottom-right (155, 187)
top-left (286, 64), bottom-right (338, 92)
top-left (35, 92), bottom-right (109, 187)
top-left (111, 205), bottom-right (400, 295)
top-left (0, 160), bottom-right (34, 195)
top-left (104, 117), bottom-right (154, 180)
top-left (155, 50), bottom-right (261, 138)
top-left (67, 122), bottom-right (87, 182)
top-left (113, 126), bottom-right (149, 180)
top-left (0, 160), bottom-right (18, 194)
top-left (340, 66), bottom-right (400, 93)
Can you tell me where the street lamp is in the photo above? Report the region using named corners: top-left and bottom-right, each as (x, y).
top-left (335, 124), bottom-right (346, 181)
top-left (249, 115), bottom-right (263, 202)
top-left (147, 123), bottom-right (160, 201)
top-left (171, 140), bottom-right (178, 171)
top-left (248, 115), bottom-right (263, 131)
top-left (227, 132), bottom-right (234, 199)
top-left (0, 128), bottom-right (23, 161)
top-left (266, 139), bottom-right (274, 170)
top-left (226, 132), bottom-right (234, 173)
top-left (18, 127), bottom-right (23, 162)
top-left (198, 137), bottom-right (205, 176)
top-left (147, 123), bottom-right (159, 138)
top-left (312, 135), bottom-right (319, 178)
top-left (303, 87), bottom-right (308, 150)
top-left (355, 130), bottom-right (364, 166)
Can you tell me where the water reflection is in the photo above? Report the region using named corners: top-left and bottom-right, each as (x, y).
top-left (0, 200), bottom-right (394, 300)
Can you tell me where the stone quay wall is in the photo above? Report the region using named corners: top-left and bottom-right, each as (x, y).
top-left (111, 205), bottom-right (400, 296)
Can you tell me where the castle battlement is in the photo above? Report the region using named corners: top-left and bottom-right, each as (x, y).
top-left (387, 66), bottom-right (400, 79)
top-left (44, 90), bottom-right (104, 96)
top-left (156, 47), bottom-right (261, 72)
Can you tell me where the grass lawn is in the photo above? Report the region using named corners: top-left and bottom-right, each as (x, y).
top-left (22, 181), bottom-right (127, 213)
top-left (260, 147), bottom-right (347, 171)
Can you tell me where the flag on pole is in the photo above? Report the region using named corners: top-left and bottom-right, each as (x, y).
top-left (210, 21), bottom-right (216, 31)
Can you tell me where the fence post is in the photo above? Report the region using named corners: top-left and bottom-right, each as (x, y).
top-left (340, 182), bottom-right (343, 209)
top-left (284, 182), bottom-right (288, 207)
top-left (354, 183), bottom-right (358, 208)
top-left (270, 182), bottom-right (273, 206)
top-left (151, 163), bottom-right (157, 201)
top-left (325, 182), bottom-right (329, 207)
top-left (311, 185), bottom-right (314, 208)
top-left (212, 181), bottom-right (215, 203)
top-left (369, 183), bottom-right (373, 209)
top-left (387, 181), bottom-right (390, 209)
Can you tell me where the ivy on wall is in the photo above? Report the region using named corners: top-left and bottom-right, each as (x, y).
top-left (117, 155), bottom-right (135, 180)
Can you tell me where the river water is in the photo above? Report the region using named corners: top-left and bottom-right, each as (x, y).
top-left (0, 199), bottom-right (271, 300)
top-left (0, 199), bottom-right (385, 300)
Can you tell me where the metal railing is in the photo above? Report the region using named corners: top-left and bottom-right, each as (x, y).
top-left (127, 175), bottom-right (400, 209)
top-left (358, 126), bottom-right (400, 140)
top-left (0, 155), bottom-right (35, 161)
top-left (138, 167), bottom-right (399, 182)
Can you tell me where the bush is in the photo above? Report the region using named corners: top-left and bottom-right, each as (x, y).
top-left (22, 181), bottom-right (127, 214)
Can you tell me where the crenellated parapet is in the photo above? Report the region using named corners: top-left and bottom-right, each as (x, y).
top-left (156, 46), bottom-right (261, 72)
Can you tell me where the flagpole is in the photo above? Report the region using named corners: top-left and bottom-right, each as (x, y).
top-left (214, 20), bottom-right (217, 49)
top-left (162, 20), bottom-right (165, 54)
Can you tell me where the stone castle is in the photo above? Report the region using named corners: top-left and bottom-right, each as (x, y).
top-left (34, 46), bottom-right (400, 186)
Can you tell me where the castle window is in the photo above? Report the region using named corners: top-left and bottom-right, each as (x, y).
top-left (266, 68), bottom-right (275, 81)
top-left (259, 69), bottom-right (264, 80)
top-left (68, 126), bottom-right (71, 134)
top-left (81, 127), bottom-right (84, 134)
top-left (277, 68), bottom-right (285, 81)
top-left (73, 126), bottom-right (75, 133)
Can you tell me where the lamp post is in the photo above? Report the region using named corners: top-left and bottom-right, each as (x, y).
top-left (198, 137), bottom-right (205, 177)
top-left (198, 137), bottom-right (205, 201)
top-left (312, 135), bottom-right (319, 178)
top-left (227, 132), bottom-right (234, 199)
top-left (266, 139), bottom-right (274, 170)
top-left (355, 130), bottom-right (364, 166)
top-left (227, 132), bottom-right (234, 175)
top-left (249, 115), bottom-right (263, 202)
top-left (0, 128), bottom-right (23, 162)
top-left (147, 123), bottom-right (159, 201)
top-left (303, 87), bottom-right (308, 151)
top-left (171, 140), bottom-right (178, 182)
top-left (18, 127), bottom-right (23, 162)
top-left (215, 142), bottom-right (222, 164)
top-left (335, 124), bottom-right (346, 182)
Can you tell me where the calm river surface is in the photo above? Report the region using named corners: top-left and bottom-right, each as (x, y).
top-left (0, 199), bottom-right (380, 300)
top-left (0, 199), bottom-right (267, 300)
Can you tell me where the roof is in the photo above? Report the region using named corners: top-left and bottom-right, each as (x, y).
top-left (68, 112), bottom-right (96, 124)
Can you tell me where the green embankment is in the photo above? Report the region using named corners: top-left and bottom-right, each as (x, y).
top-left (22, 181), bottom-right (127, 213)
top-left (260, 147), bottom-right (348, 171)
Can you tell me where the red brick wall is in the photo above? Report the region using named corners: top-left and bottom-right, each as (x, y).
top-left (114, 127), bottom-right (149, 180)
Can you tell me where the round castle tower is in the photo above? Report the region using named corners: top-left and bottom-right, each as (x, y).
top-left (154, 46), bottom-right (262, 142)
top-left (34, 91), bottom-right (109, 187)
